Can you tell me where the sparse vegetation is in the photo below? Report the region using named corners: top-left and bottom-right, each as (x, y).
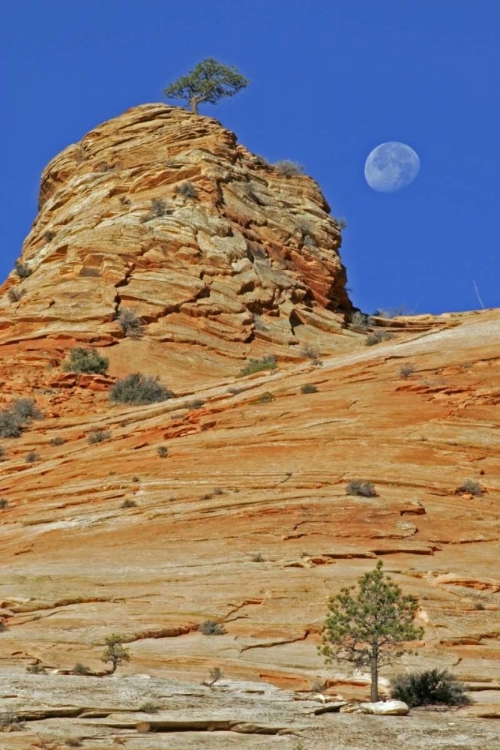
top-left (0, 499), bottom-right (8, 509)
top-left (102, 633), bottom-right (130, 674)
top-left (110, 373), bottom-right (173, 405)
top-left (199, 620), bottom-right (226, 636)
top-left (300, 345), bottom-right (322, 367)
top-left (163, 58), bottom-right (249, 114)
top-left (250, 552), bottom-right (264, 562)
top-left (118, 308), bottom-right (143, 339)
top-left (87, 429), bottom-right (111, 444)
top-left (149, 197), bottom-right (168, 218)
top-left (365, 330), bottom-right (394, 346)
top-left (336, 217), bottom-right (348, 231)
top-left (157, 445), bottom-right (168, 458)
top-left (274, 160), bottom-right (305, 177)
top-left (455, 479), bottom-right (483, 496)
top-left (121, 499), bottom-right (137, 509)
top-left (0, 410), bottom-right (23, 438)
top-left (0, 710), bottom-right (25, 731)
top-left (15, 260), bottom-right (31, 278)
top-left (50, 436), bottom-right (66, 446)
top-left (391, 669), bottom-right (471, 707)
top-left (12, 398), bottom-right (42, 422)
top-left (0, 447), bottom-right (5, 460)
top-left (25, 451), bottom-right (40, 463)
top-left (239, 356), bottom-right (277, 377)
top-left (350, 311), bottom-right (371, 330)
top-left (187, 399), bottom-right (205, 409)
top-left (72, 663), bottom-right (92, 675)
top-left (7, 287), bottom-right (26, 303)
top-left (203, 666), bottom-right (223, 687)
top-left (346, 479), bottom-right (377, 497)
top-left (26, 663), bottom-right (46, 674)
top-left (43, 230), bottom-right (56, 242)
top-left (320, 561), bottom-right (424, 702)
top-left (63, 347), bottom-right (109, 375)
top-left (175, 182), bottom-right (198, 199)
top-left (255, 391), bottom-right (275, 403)
top-left (139, 702), bottom-right (159, 713)
top-left (301, 384), bottom-right (318, 394)
top-left (399, 363), bottom-right (415, 379)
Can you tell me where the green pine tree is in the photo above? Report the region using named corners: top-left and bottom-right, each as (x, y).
top-left (101, 633), bottom-right (130, 675)
top-left (163, 58), bottom-right (249, 114)
top-left (319, 561), bottom-right (424, 702)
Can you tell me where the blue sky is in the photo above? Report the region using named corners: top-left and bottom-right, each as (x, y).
top-left (1, 0), bottom-right (499, 314)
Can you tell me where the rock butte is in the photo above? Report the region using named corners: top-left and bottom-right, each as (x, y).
top-left (0, 104), bottom-right (498, 748)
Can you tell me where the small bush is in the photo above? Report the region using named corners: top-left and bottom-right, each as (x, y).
top-left (25, 451), bottom-right (40, 463)
top-left (0, 499), bottom-right (8, 509)
top-left (63, 347), bottom-right (109, 375)
top-left (390, 669), bottom-right (471, 707)
top-left (15, 260), bottom-right (32, 278)
top-left (72, 663), bottom-right (92, 675)
top-left (199, 620), bottom-right (226, 636)
top-left (365, 330), bottom-right (394, 346)
top-left (139, 702), bottom-right (159, 714)
top-left (239, 356), bottom-right (277, 377)
top-left (350, 311), bottom-right (371, 330)
top-left (255, 391), bottom-right (275, 403)
top-left (118, 309), bottom-right (143, 339)
top-left (346, 479), bottom-right (377, 497)
top-left (336, 217), bottom-right (348, 231)
top-left (43, 230), bottom-right (56, 242)
top-left (301, 384), bottom-right (318, 394)
top-left (175, 182), bottom-right (198, 199)
top-left (12, 398), bottom-right (42, 421)
top-left (7, 287), bottom-right (26, 303)
top-left (399, 363), bottom-right (415, 379)
top-left (274, 160), bottom-right (305, 177)
top-left (121, 499), bottom-right (137, 509)
top-left (455, 479), bottom-right (482, 496)
top-left (87, 429), bottom-right (111, 444)
top-left (157, 445), bottom-right (168, 458)
top-left (249, 552), bottom-right (264, 562)
top-left (0, 710), bottom-right (25, 731)
top-left (0, 410), bottom-right (23, 438)
top-left (26, 663), bottom-right (46, 674)
top-left (50, 436), bottom-right (66, 446)
top-left (254, 155), bottom-right (270, 167)
top-left (203, 666), bottom-right (223, 687)
top-left (0, 446), bottom-right (5, 460)
top-left (102, 633), bottom-right (130, 674)
top-left (110, 373), bottom-right (173, 405)
top-left (187, 399), bottom-right (205, 409)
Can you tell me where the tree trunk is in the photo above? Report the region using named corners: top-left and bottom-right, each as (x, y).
top-left (370, 648), bottom-right (379, 702)
top-left (190, 97), bottom-right (199, 114)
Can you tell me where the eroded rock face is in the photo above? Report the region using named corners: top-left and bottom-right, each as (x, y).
top-left (0, 104), bottom-right (349, 356)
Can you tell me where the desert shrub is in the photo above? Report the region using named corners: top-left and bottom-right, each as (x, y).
top-left (399, 363), bottom-right (415, 379)
top-left (50, 436), bottom-right (66, 446)
top-left (118, 309), bottom-right (143, 339)
top-left (203, 666), bottom-right (223, 687)
top-left (139, 702), bottom-right (159, 713)
top-left (200, 492), bottom-right (213, 500)
top-left (7, 287), bottom-right (26, 303)
top-left (0, 410), bottom-right (23, 438)
top-left (102, 633), bottom-right (130, 674)
top-left (455, 479), bottom-right (482, 496)
top-left (390, 669), bottom-right (471, 707)
top-left (199, 620), bottom-right (226, 636)
top-left (15, 260), bottom-right (31, 278)
top-left (239, 356), bottom-right (277, 377)
top-left (336, 217), bottom-right (348, 231)
top-left (157, 446), bottom-right (168, 458)
top-left (301, 384), bottom-right (318, 394)
top-left (187, 399), bottom-right (205, 409)
top-left (346, 479), bottom-right (377, 497)
top-left (254, 155), bottom-right (270, 167)
top-left (0, 710), bottom-right (25, 730)
top-left (274, 160), bottom-right (305, 177)
top-left (110, 373), bottom-right (173, 405)
top-left (43, 230), bottom-right (56, 242)
top-left (255, 391), bottom-right (275, 403)
top-left (25, 451), bottom-right (40, 463)
top-left (72, 663), bottom-right (92, 675)
top-left (12, 398), bottom-right (42, 421)
top-left (175, 182), bottom-right (198, 199)
top-left (26, 663), bottom-right (46, 674)
top-left (0, 499), bottom-right (8, 509)
top-left (350, 311), bottom-right (371, 330)
top-left (151, 197), bottom-right (167, 216)
top-left (87, 429), bottom-right (111, 444)
top-left (249, 552), bottom-right (264, 562)
top-left (121, 499), bottom-right (137, 509)
top-left (0, 447), bottom-right (5, 460)
top-left (63, 347), bottom-right (109, 375)
top-left (365, 330), bottom-right (394, 346)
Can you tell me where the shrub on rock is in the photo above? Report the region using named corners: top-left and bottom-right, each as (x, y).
top-left (110, 373), bottom-right (173, 405)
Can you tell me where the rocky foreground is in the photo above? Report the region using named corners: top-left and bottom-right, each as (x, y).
top-left (0, 104), bottom-right (498, 747)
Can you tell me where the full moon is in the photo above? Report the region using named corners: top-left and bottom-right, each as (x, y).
top-left (364, 142), bottom-right (420, 192)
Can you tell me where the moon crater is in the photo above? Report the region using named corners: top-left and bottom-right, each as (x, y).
top-left (364, 142), bottom-right (420, 192)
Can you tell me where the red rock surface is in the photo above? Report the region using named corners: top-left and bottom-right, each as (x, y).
top-left (0, 105), bottom-right (499, 746)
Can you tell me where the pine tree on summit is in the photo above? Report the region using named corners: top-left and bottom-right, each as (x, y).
top-left (163, 58), bottom-right (249, 114)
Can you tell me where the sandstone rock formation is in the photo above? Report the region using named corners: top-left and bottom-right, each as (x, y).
top-left (0, 105), bottom-right (499, 748)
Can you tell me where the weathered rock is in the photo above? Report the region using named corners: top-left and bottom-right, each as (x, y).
top-left (358, 700), bottom-right (410, 715)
